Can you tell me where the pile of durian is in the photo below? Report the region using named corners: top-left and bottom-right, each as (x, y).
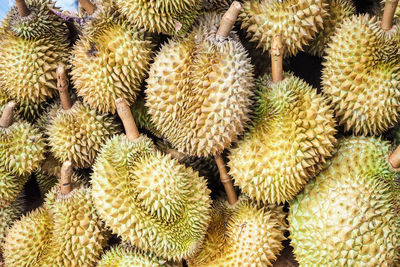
top-left (0, 0), bottom-right (400, 266)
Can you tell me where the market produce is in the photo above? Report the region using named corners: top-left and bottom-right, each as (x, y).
top-left (34, 153), bottom-right (61, 197)
top-left (0, 194), bottom-right (24, 253)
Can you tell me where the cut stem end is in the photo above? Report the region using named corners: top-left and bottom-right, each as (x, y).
top-left (389, 145), bottom-right (400, 170)
top-left (78, 0), bottom-right (97, 15)
top-left (215, 154), bottom-right (238, 205)
top-left (216, 1), bottom-right (241, 38)
top-left (115, 98), bottom-right (140, 141)
top-left (0, 101), bottom-right (16, 128)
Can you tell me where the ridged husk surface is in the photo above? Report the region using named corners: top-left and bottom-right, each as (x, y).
top-left (146, 13), bottom-right (254, 157)
top-left (71, 10), bottom-right (154, 114)
top-left (0, 194), bottom-right (24, 253)
top-left (228, 73), bottom-right (337, 204)
top-left (187, 196), bottom-right (287, 266)
top-left (34, 153), bottom-right (61, 197)
top-left (0, 167), bottom-right (29, 208)
top-left (239, 0), bottom-right (327, 57)
top-left (91, 135), bottom-right (212, 260)
top-left (289, 136), bottom-right (400, 265)
top-left (322, 14), bottom-right (400, 135)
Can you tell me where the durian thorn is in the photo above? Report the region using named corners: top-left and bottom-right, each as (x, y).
top-left (216, 1), bottom-right (241, 38)
top-left (15, 0), bottom-right (30, 17)
top-left (115, 98), bottom-right (140, 141)
top-left (57, 64), bottom-right (73, 110)
top-left (78, 0), bottom-right (97, 15)
top-left (60, 161), bottom-right (73, 195)
top-left (215, 154), bottom-right (238, 205)
top-left (0, 101), bottom-right (16, 128)
top-left (271, 34), bottom-right (283, 83)
top-left (381, 0), bottom-right (399, 31)
top-left (389, 145), bottom-right (400, 170)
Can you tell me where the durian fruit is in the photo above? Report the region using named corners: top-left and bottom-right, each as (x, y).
top-left (239, 0), bottom-right (327, 57)
top-left (306, 0), bottom-right (356, 57)
top-left (91, 98), bottom-right (212, 260)
top-left (0, 194), bottom-right (24, 253)
top-left (289, 136), bottom-right (400, 265)
top-left (34, 153), bottom-right (61, 197)
top-left (0, 0), bottom-right (70, 120)
top-left (131, 95), bottom-right (162, 138)
top-left (46, 64), bottom-right (121, 168)
top-left (187, 196), bottom-right (287, 266)
top-left (321, 2), bottom-right (400, 135)
top-left (71, 0), bottom-right (154, 114)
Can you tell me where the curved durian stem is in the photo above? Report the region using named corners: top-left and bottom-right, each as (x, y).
top-left (0, 101), bottom-right (16, 128)
top-left (271, 34), bottom-right (283, 83)
top-left (15, 0), bottom-right (30, 17)
top-left (78, 0), bottom-right (97, 15)
top-left (215, 154), bottom-right (238, 205)
top-left (381, 0), bottom-right (399, 31)
top-left (60, 161), bottom-right (73, 195)
top-left (216, 1), bottom-right (241, 38)
top-left (57, 64), bottom-right (73, 110)
top-left (115, 98), bottom-right (140, 141)
top-left (389, 145), bottom-right (400, 169)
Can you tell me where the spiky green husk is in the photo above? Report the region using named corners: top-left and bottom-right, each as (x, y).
top-left (146, 13), bottom-right (254, 157)
top-left (0, 194), bottom-right (24, 253)
top-left (0, 167), bottom-right (29, 208)
top-left (131, 96), bottom-right (162, 138)
top-left (322, 14), bottom-right (400, 135)
top-left (91, 135), bottom-right (212, 260)
top-left (187, 196), bottom-right (287, 266)
top-left (71, 11), bottom-right (154, 114)
top-left (34, 154), bottom-right (61, 197)
top-left (239, 0), bottom-right (327, 57)
top-left (289, 136), bottom-right (400, 265)
top-left (306, 0), bottom-right (356, 57)
top-left (228, 73), bottom-right (336, 204)
top-left (46, 101), bottom-right (121, 168)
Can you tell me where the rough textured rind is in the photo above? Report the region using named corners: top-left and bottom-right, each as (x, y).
top-left (91, 135), bottom-right (212, 260)
top-left (0, 194), bottom-right (24, 253)
top-left (46, 101), bottom-right (121, 168)
top-left (71, 10), bottom-right (154, 114)
top-left (239, 0), bottom-right (327, 57)
top-left (0, 167), bottom-right (29, 208)
top-left (228, 73), bottom-right (337, 204)
top-left (187, 196), bottom-right (287, 266)
top-left (146, 13), bottom-right (254, 157)
top-left (322, 14), bottom-right (400, 135)
top-left (131, 96), bottom-right (162, 138)
top-left (34, 153), bottom-right (61, 197)
top-left (289, 136), bottom-right (400, 266)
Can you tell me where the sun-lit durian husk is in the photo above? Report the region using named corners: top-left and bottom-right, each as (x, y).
top-left (0, 194), bottom-right (24, 254)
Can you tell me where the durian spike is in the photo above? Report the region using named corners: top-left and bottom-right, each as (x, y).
top-left (15, 0), bottom-right (30, 17)
top-left (0, 101), bottom-right (16, 128)
top-left (60, 161), bottom-right (73, 195)
top-left (216, 1), bottom-right (241, 38)
top-left (215, 154), bottom-right (238, 205)
top-left (381, 0), bottom-right (399, 31)
top-left (271, 34), bottom-right (283, 83)
top-left (115, 98), bottom-right (140, 141)
top-left (78, 0), bottom-right (97, 15)
top-left (389, 145), bottom-right (400, 169)
top-left (57, 64), bottom-right (73, 110)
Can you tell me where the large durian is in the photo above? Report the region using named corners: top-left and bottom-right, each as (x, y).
top-left (0, 194), bottom-right (24, 254)
top-left (71, 0), bottom-right (154, 114)
top-left (187, 196), bottom-right (287, 266)
top-left (46, 64), bottom-right (121, 168)
top-left (239, 0), bottom-right (327, 57)
top-left (0, 0), bottom-right (70, 120)
top-left (289, 136), bottom-right (400, 265)
top-left (321, 2), bottom-right (400, 135)
top-left (91, 98), bottom-right (212, 260)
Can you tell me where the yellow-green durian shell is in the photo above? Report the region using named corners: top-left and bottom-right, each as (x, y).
top-left (0, 167), bottom-right (29, 208)
top-left (239, 0), bottom-right (327, 57)
top-left (34, 153), bottom-right (61, 197)
top-left (0, 194), bottom-right (24, 253)
top-left (131, 95), bottom-right (162, 138)
top-left (322, 14), bottom-right (400, 135)
top-left (288, 136), bottom-right (400, 266)
top-left (91, 135), bottom-right (212, 260)
top-left (187, 196), bottom-right (287, 266)
top-left (228, 73), bottom-right (337, 204)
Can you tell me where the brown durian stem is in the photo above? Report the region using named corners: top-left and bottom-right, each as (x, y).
top-left (57, 64), bottom-right (73, 110)
top-left (271, 34), bottom-right (284, 83)
top-left (60, 161), bottom-right (73, 195)
top-left (78, 0), bottom-right (97, 15)
top-left (115, 98), bottom-right (140, 141)
top-left (15, 0), bottom-right (30, 17)
top-left (216, 1), bottom-right (241, 38)
top-left (0, 101), bottom-right (16, 128)
top-left (381, 0), bottom-right (399, 31)
top-left (215, 154), bottom-right (238, 205)
top-left (389, 145), bottom-right (400, 169)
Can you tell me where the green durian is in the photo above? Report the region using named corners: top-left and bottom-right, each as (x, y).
top-left (228, 72), bottom-right (337, 204)
top-left (34, 153), bottom-right (61, 197)
top-left (0, 194), bottom-right (24, 254)
top-left (131, 95), bottom-right (162, 138)
top-left (289, 136), bottom-right (400, 265)
top-left (0, 167), bottom-right (29, 208)
top-left (187, 196), bottom-right (287, 266)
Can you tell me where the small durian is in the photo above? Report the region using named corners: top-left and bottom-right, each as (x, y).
top-left (91, 98), bottom-right (212, 260)
top-left (187, 196), bottom-right (287, 266)
top-left (239, 0), bottom-right (327, 57)
top-left (289, 136), bottom-right (400, 265)
top-left (0, 194), bottom-right (24, 253)
top-left (46, 64), bottom-right (121, 168)
top-left (322, 2), bottom-right (400, 135)
top-left (71, 0), bottom-right (154, 114)
top-left (34, 153), bottom-right (61, 197)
